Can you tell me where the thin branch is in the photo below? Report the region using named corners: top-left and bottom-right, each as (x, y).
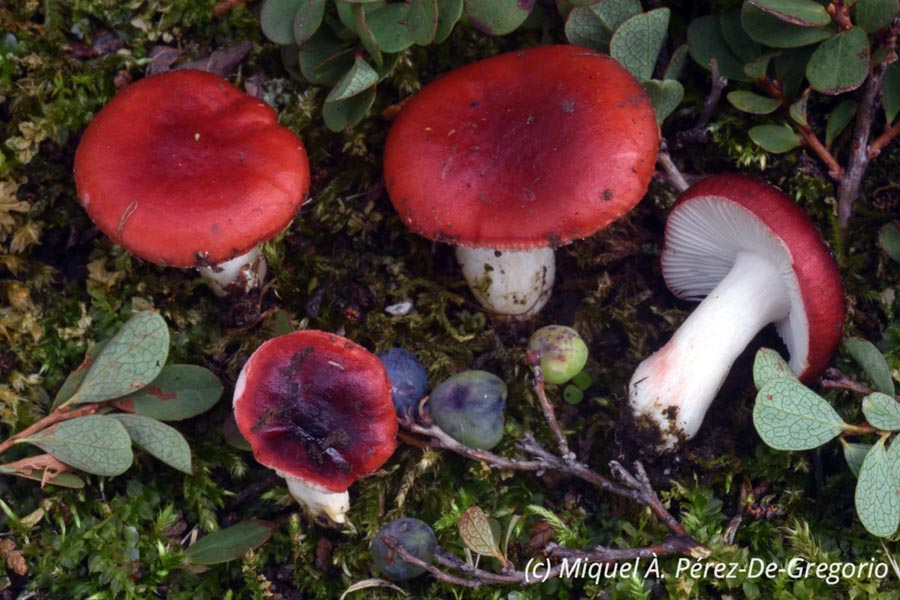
top-left (657, 140), bottom-right (690, 193)
top-left (695, 58), bottom-right (728, 131)
top-left (526, 358), bottom-right (572, 459)
top-left (868, 119), bottom-right (900, 158)
top-left (821, 367), bottom-right (900, 401)
top-left (796, 124), bottom-right (844, 179)
top-left (0, 404), bottom-right (103, 455)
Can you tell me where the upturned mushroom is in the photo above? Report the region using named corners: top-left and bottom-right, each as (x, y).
top-left (383, 45), bottom-right (659, 318)
top-left (628, 175), bottom-right (844, 448)
top-left (74, 69), bottom-right (310, 295)
top-left (233, 330), bottom-right (397, 523)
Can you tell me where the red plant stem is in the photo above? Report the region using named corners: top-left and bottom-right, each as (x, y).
top-left (797, 124), bottom-right (844, 179)
top-left (0, 404), bottom-right (102, 455)
top-left (530, 365), bottom-right (572, 459)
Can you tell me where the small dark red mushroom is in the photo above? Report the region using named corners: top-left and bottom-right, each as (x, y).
top-left (629, 174), bottom-right (845, 448)
top-left (233, 330), bottom-right (397, 523)
top-left (383, 45), bottom-right (659, 317)
top-left (74, 69), bottom-right (310, 295)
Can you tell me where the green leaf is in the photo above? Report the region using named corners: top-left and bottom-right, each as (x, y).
top-left (260, 0), bottom-right (305, 45)
top-left (879, 222), bottom-right (900, 263)
top-left (590, 0), bottom-right (641, 32)
top-left (367, 4), bottom-right (414, 54)
top-left (774, 45), bottom-right (817, 98)
top-left (749, 124), bottom-right (802, 153)
top-left (434, 0), bottom-right (463, 43)
top-left (565, 6), bottom-right (611, 51)
top-left (464, 0), bottom-right (534, 36)
top-left (747, 0), bottom-right (832, 27)
top-left (883, 62), bottom-right (900, 123)
top-left (112, 414), bottom-right (192, 474)
top-left (855, 0), bottom-right (900, 33)
top-left (644, 79), bottom-right (684, 123)
top-left (789, 89), bottom-right (809, 125)
top-left (806, 27), bottom-right (870, 95)
top-left (299, 30), bottom-right (355, 86)
top-left (53, 338), bottom-right (111, 410)
top-left (753, 348), bottom-right (796, 389)
top-left (841, 440), bottom-right (872, 477)
top-left (687, 15), bottom-right (751, 82)
top-left (862, 393), bottom-right (900, 431)
top-left (68, 312), bottom-right (169, 405)
top-left (458, 506), bottom-right (504, 561)
top-left (22, 416), bottom-right (133, 476)
top-left (855, 437), bottom-right (900, 537)
top-left (323, 87), bottom-right (377, 131)
top-left (845, 337), bottom-right (896, 395)
top-left (185, 520), bottom-right (277, 565)
top-left (826, 100), bottom-right (858, 146)
top-left (664, 44), bottom-right (689, 81)
top-left (223, 414), bottom-right (252, 451)
top-left (326, 57), bottom-right (379, 102)
top-left (113, 365), bottom-right (223, 421)
top-left (753, 378), bottom-right (847, 450)
top-left (292, 0), bottom-right (326, 47)
top-left (728, 90), bottom-right (782, 114)
top-left (742, 3), bottom-right (834, 48)
top-left (352, 3), bottom-right (383, 68)
top-left (408, 0), bottom-right (439, 45)
top-left (610, 9), bottom-right (670, 82)
top-left (743, 52), bottom-right (777, 80)
top-left (719, 7), bottom-right (762, 62)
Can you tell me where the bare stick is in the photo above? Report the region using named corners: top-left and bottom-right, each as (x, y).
top-left (821, 367), bottom-right (900, 401)
top-left (868, 119), bottom-right (900, 158)
top-left (696, 59), bottom-right (728, 131)
top-left (796, 124), bottom-right (844, 179)
top-left (528, 360), bottom-right (572, 459)
top-left (657, 140), bottom-right (690, 193)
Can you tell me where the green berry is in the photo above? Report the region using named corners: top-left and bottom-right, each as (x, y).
top-left (527, 325), bottom-right (589, 385)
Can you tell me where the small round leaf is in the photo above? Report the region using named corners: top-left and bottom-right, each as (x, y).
top-left (23, 415), bottom-right (133, 476)
top-left (844, 337), bottom-right (896, 396)
top-left (727, 90), bottom-right (782, 114)
top-left (458, 506), bottom-right (503, 561)
top-left (464, 0), bottom-right (535, 36)
top-left (644, 79), bottom-right (684, 123)
top-left (748, 124), bottom-right (802, 153)
top-left (753, 378), bottom-right (847, 450)
top-left (434, 0), bottom-right (463, 43)
top-left (565, 6), bottom-right (612, 51)
top-left (806, 27), bottom-right (870, 95)
top-left (610, 8), bottom-right (670, 82)
top-left (323, 87), bottom-right (377, 132)
top-left (408, 0), bottom-right (439, 45)
top-left (862, 393), bottom-right (900, 431)
top-left (326, 57), bottom-right (379, 103)
top-left (185, 520), bottom-right (277, 565)
top-left (687, 15), bottom-right (751, 82)
top-left (292, 0), bottom-right (327, 47)
top-left (113, 414), bottom-right (192, 474)
top-left (855, 437), bottom-right (900, 537)
top-left (261, 0), bottom-right (306, 45)
top-left (742, 4), bottom-right (834, 49)
top-left (747, 0), bottom-right (832, 27)
top-left (854, 0), bottom-right (900, 34)
top-left (752, 348), bottom-right (796, 389)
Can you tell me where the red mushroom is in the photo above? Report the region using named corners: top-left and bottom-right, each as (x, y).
top-left (233, 330), bottom-right (397, 523)
top-left (74, 69), bottom-right (310, 295)
top-left (628, 175), bottom-right (845, 448)
top-left (383, 45), bottom-right (659, 318)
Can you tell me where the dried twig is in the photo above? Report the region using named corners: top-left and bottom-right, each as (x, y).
top-left (821, 367), bottom-right (900, 401)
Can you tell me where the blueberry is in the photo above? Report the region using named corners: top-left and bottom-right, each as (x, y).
top-left (378, 348), bottom-right (429, 418)
top-left (429, 370), bottom-right (506, 450)
top-left (370, 517), bottom-right (436, 580)
top-left (527, 325), bottom-right (588, 385)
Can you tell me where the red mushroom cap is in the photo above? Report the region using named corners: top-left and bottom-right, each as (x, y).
top-left (383, 45), bottom-right (659, 250)
top-left (74, 69), bottom-right (310, 268)
top-left (233, 330), bottom-right (397, 494)
top-left (662, 174), bottom-right (844, 381)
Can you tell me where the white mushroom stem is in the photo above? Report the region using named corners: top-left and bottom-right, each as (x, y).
top-left (455, 246), bottom-right (555, 318)
top-left (284, 475), bottom-right (350, 524)
top-left (629, 251), bottom-right (792, 448)
top-left (198, 245), bottom-right (267, 296)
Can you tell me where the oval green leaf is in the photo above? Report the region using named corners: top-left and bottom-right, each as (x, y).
top-left (728, 90), bottom-right (782, 114)
top-left (841, 440), bottom-right (872, 478)
top-left (855, 0), bottom-right (900, 34)
top-left (327, 57), bottom-right (379, 102)
top-left (753, 348), bottom-right (796, 389)
top-left (112, 365), bottom-right (223, 421)
top-left (464, 0), bottom-right (534, 36)
top-left (879, 222), bottom-right (900, 262)
top-left (367, 4), bottom-right (414, 54)
top-left (565, 6), bottom-right (612, 51)
top-left (789, 90), bottom-right (809, 125)
top-left (112, 414), bottom-right (192, 474)
top-left (458, 506), bottom-right (503, 560)
top-left (687, 15), bottom-right (750, 82)
top-left (292, 0), bottom-right (327, 47)
top-left (747, 0), bottom-right (832, 27)
top-left (826, 100), bottom-right (858, 146)
top-left (69, 312), bottom-right (169, 405)
top-left (323, 86), bottom-right (377, 132)
top-left (299, 30), bottom-right (355, 86)
top-left (753, 378), bottom-right (847, 450)
top-left (22, 415), bottom-right (133, 476)
top-left (53, 338), bottom-right (111, 410)
top-left (863, 392), bottom-right (900, 431)
top-left (719, 7), bottom-right (761, 62)
top-left (749, 124), bottom-right (803, 153)
top-left (664, 44), bottom-right (689, 81)
top-left (806, 27), bottom-right (870, 95)
top-left (743, 52), bottom-right (777, 80)
top-left (644, 79), bottom-right (684, 123)
top-left (742, 3), bottom-right (834, 48)
top-left (185, 520), bottom-right (277, 565)
top-left (590, 0), bottom-right (641, 32)
top-left (855, 437), bottom-right (900, 537)
top-left (610, 8), bottom-right (670, 82)
top-left (844, 337), bottom-right (896, 396)
top-left (408, 0), bottom-right (438, 45)
top-left (260, 0), bottom-right (306, 45)
top-left (434, 0), bottom-right (463, 43)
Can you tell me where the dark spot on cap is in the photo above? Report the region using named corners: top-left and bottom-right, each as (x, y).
top-left (470, 101), bottom-right (480, 108)
top-left (561, 98), bottom-right (575, 114)
top-left (602, 189), bottom-right (614, 202)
